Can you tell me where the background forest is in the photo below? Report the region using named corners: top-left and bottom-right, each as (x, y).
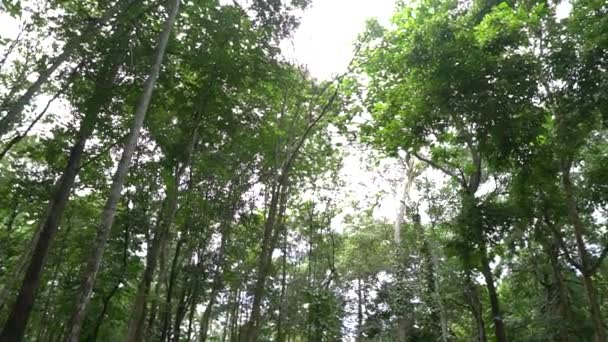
top-left (0, 0), bottom-right (606, 341)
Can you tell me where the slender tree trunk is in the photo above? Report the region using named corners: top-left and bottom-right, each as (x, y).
top-left (357, 278), bottom-right (363, 341)
top-left (201, 199), bottom-right (239, 342)
top-left (64, 1), bottom-right (179, 339)
top-left (145, 246), bottom-right (166, 341)
top-left (243, 80), bottom-right (336, 340)
top-left (419, 229), bottom-right (444, 339)
top-left (199, 281), bottom-right (220, 342)
top-left (160, 237), bottom-right (185, 341)
top-left (244, 180), bottom-right (289, 342)
top-left (465, 186), bottom-right (506, 342)
top-left (0, 60), bottom-right (120, 342)
top-left (222, 311), bottom-right (230, 342)
top-left (480, 250), bottom-right (507, 342)
top-left (127, 126), bottom-right (199, 341)
top-left (33, 218), bottom-right (74, 342)
top-left (172, 281), bottom-right (191, 342)
top-left (185, 282), bottom-right (199, 342)
top-left (89, 211), bottom-right (131, 341)
top-left (90, 282), bottom-right (121, 341)
top-left (465, 273), bottom-right (487, 342)
top-left (276, 230), bottom-right (288, 342)
top-left (546, 236), bottom-right (572, 341)
top-left (430, 244), bottom-right (449, 342)
top-left (134, 204), bottom-right (170, 342)
top-left (185, 249), bottom-right (207, 342)
top-left (229, 287), bottom-right (240, 342)
top-left (561, 166), bottom-right (606, 342)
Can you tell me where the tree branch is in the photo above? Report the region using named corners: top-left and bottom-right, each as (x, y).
top-left (412, 151), bottom-right (467, 188)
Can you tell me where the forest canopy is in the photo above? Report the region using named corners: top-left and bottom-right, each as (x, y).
top-left (0, 0), bottom-right (607, 341)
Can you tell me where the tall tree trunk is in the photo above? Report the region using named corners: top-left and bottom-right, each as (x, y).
top-left (185, 279), bottom-right (199, 342)
top-left (64, 0), bottom-right (179, 338)
top-left (244, 180), bottom-right (289, 342)
top-left (357, 278), bottom-right (363, 341)
top-left (561, 165), bottom-right (606, 342)
top-left (0, 57), bottom-right (120, 342)
top-left (547, 236), bottom-right (572, 341)
top-left (89, 219), bottom-right (131, 341)
top-left (201, 193), bottom-right (240, 342)
top-left (430, 243), bottom-right (449, 342)
top-left (538, 215), bottom-right (573, 341)
top-left (127, 120), bottom-right (200, 341)
top-left (465, 273), bottom-right (487, 342)
top-left (228, 287), bottom-right (240, 342)
top-left (480, 272), bottom-right (505, 339)
top-left (145, 242), bottom-right (167, 342)
top-left (172, 279), bottom-right (191, 342)
top-left (33, 217), bottom-right (74, 342)
top-left (243, 79), bottom-right (338, 341)
top-left (160, 237), bottom-right (185, 341)
top-left (276, 230), bottom-right (288, 342)
top-left (394, 157), bottom-right (417, 342)
top-left (130, 196), bottom-right (173, 342)
top-left (480, 250), bottom-right (507, 342)
top-left (199, 280), bottom-right (220, 342)
top-left (417, 216), bottom-right (447, 341)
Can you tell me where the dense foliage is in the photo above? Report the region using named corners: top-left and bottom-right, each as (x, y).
top-left (0, 0), bottom-right (606, 341)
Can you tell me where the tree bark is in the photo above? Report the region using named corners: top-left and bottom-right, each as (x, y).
top-left (480, 250), bottom-right (507, 342)
top-left (276, 229), bottom-right (288, 342)
top-left (127, 121), bottom-right (200, 341)
top-left (0, 57), bottom-right (120, 342)
top-left (561, 165), bottom-right (606, 342)
top-left (160, 237), bottom-right (185, 341)
top-left (244, 180), bottom-right (289, 342)
top-left (64, 0), bottom-right (179, 339)
top-left (201, 188), bottom-right (242, 341)
top-left (465, 273), bottom-right (487, 342)
top-left (199, 280), bottom-right (220, 342)
top-left (547, 235), bottom-right (572, 341)
top-left (185, 277), bottom-right (199, 342)
top-left (128, 180), bottom-right (177, 342)
top-left (144, 240), bottom-right (167, 341)
top-left (172, 280), bottom-right (191, 342)
top-left (89, 219), bottom-right (131, 341)
top-left (430, 245), bottom-right (449, 342)
top-left (357, 278), bottom-right (364, 341)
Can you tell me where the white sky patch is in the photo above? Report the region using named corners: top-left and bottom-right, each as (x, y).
top-left (279, 0), bottom-right (399, 228)
top-left (556, 1), bottom-right (572, 20)
top-left (281, 0), bottom-right (396, 80)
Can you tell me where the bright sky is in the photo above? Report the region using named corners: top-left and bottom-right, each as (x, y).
top-left (280, 0), bottom-right (403, 232)
top-left (281, 0), bottom-right (396, 80)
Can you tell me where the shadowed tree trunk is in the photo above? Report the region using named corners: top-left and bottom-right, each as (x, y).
top-left (357, 278), bottom-right (364, 341)
top-left (64, 1), bottom-right (180, 339)
top-left (127, 120), bottom-right (200, 341)
top-left (171, 278), bottom-right (191, 342)
top-left (88, 219), bottom-right (131, 341)
top-left (479, 247), bottom-right (507, 342)
top-left (0, 51), bottom-right (121, 342)
top-left (244, 180), bottom-right (289, 342)
top-left (561, 164), bottom-right (606, 342)
top-left (465, 273), bottom-right (487, 342)
top-left (201, 182), bottom-right (245, 341)
top-left (160, 237), bottom-right (185, 341)
top-left (276, 229), bottom-right (288, 342)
